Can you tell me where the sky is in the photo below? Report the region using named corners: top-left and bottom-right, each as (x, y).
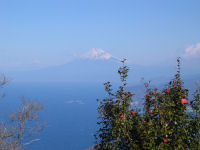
top-left (0, 0), bottom-right (200, 71)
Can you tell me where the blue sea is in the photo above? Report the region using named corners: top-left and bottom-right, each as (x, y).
top-left (1, 82), bottom-right (108, 150)
top-left (0, 79), bottom-right (196, 149)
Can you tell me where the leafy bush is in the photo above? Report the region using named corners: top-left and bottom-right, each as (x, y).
top-left (94, 58), bottom-right (200, 150)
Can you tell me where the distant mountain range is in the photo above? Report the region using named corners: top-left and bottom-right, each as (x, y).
top-left (3, 57), bottom-right (200, 84)
top-left (5, 58), bottom-right (120, 82)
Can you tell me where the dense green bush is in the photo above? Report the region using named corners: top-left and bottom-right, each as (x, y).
top-left (94, 58), bottom-right (200, 150)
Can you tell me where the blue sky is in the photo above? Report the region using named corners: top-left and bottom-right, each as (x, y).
top-left (0, 0), bottom-right (200, 70)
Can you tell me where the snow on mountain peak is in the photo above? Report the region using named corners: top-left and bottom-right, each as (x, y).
top-left (82, 48), bottom-right (112, 60)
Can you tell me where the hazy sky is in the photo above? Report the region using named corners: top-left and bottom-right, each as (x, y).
top-left (0, 0), bottom-right (200, 70)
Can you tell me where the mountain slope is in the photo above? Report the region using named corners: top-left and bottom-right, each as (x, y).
top-left (4, 58), bottom-right (200, 83)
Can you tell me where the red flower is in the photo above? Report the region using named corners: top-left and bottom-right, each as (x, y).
top-left (130, 110), bottom-right (135, 115)
top-left (173, 85), bottom-right (176, 88)
top-left (173, 80), bottom-right (176, 84)
top-left (124, 91), bottom-right (127, 94)
top-left (181, 98), bottom-right (188, 104)
top-left (164, 139), bottom-right (171, 143)
top-left (148, 110), bottom-right (153, 114)
top-left (163, 139), bottom-right (168, 143)
top-left (120, 114), bottom-right (125, 118)
top-left (146, 94), bottom-right (151, 98)
top-left (166, 89), bottom-right (170, 94)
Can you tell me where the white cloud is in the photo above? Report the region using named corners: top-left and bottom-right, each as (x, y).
top-left (82, 48), bottom-right (120, 61)
top-left (183, 43), bottom-right (200, 58)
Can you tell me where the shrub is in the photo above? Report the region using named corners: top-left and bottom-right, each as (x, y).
top-left (94, 58), bottom-right (200, 150)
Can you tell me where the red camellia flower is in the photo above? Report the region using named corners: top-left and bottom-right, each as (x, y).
top-left (166, 89), bottom-right (170, 94)
top-left (130, 110), bottom-right (135, 115)
top-left (173, 85), bottom-right (176, 88)
top-left (163, 139), bottom-right (168, 143)
top-left (181, 98), bottom-right (188, 104)
top-left (146, 94), bottom-right (151, 98)
top-left (120, 114), bottom-right (124, 118)
top-left (148, 110), bottom-right (153, 114)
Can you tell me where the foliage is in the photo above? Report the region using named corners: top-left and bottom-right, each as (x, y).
top-left (94, 58), bottom-right (200, 150)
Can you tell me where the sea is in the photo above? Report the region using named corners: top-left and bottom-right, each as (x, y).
top-left (1, 82), bottom-right (108, 150)
top-left (1, 80), bottom-right (195, 150)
